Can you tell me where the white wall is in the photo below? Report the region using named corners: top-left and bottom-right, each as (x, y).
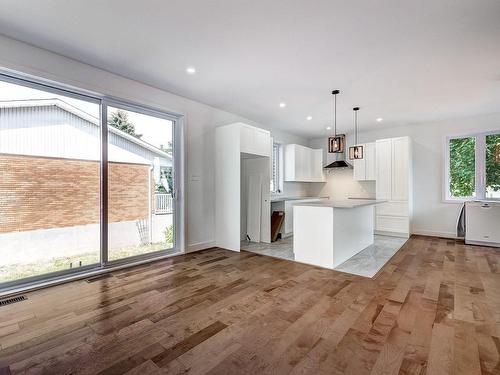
top-left (0, 35), bottom-right (309, 252)
top-left (309, 112), bottom-right (500, 238)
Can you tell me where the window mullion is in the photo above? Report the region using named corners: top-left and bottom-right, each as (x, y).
top-left (476, 134), bottom-right (486, 200)
top-left (100, 102), bottom-right (108, 266)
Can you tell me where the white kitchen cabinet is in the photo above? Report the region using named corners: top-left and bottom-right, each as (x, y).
top-left (391, 137), bottom-right (409, 201)
top-left (312, 149), bottom-right (324, 182)
top-left (284, 144), bottom-right (324, 182)
top-left (375, 139), bottom-right (392, 199)
top-left (365, 142), bottom-right (376, 180)
top-left (240, 124), bottom-right (271, 157)
top-left (353, 148), bottom-right (366, 181)
top-left (375, 137), bottom-right (412, 238)
top-left (353, 142), bottom-right (375, 181)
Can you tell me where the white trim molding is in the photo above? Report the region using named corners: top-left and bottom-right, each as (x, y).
top-left (412, 229), bottom-right (460, 239)
top-left (186, 241), bottom-right (216, 253)
top-left (443, 129), bottom-right (500, 203)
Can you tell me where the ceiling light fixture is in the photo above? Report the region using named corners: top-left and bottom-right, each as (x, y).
top-left (306, 116), bottom-right (312, 121)
top-left (326, 126), bottom-right (331, 130)
top-left (328, 90), bottom-right (344, 153)
top-left (279, 102), bottom-right (286, 108)
top-left (349, 107), bottom-right (363, 160)
top-left (186, 66), bottom-right (196, 74)
top-left (376, 117), bottom-right (383, 122)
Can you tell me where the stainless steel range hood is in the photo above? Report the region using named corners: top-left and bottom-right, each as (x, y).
top-left (324, 158), bottom-right (352, 169)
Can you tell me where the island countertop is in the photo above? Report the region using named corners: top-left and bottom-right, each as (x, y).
top-left (270, 196), bottom-right (329, 202)
top-left (294, 199), bottom-right (386, 209)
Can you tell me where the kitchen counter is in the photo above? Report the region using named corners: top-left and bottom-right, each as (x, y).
top-left (270, 196), bottom-right (329, 202)
top-left (295, 199), bottom-right (386, 209)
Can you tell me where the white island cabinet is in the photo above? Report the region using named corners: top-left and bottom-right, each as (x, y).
top-left (293, 200), bottom-right (385, 269)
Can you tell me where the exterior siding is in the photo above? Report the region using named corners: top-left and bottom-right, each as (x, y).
top-left (0, 154), bottom-right (150, 233)
top-left (0, 105), bottom-right (171, 166)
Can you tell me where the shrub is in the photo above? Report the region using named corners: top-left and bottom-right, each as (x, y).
top-left (164, 224), bottom-right (174, 244)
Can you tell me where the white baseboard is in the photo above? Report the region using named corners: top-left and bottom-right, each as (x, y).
top-left (375, 230), bottom-right (409, 238)
top-left (411, 229), bottom-right (459, 239)
top-left (186, 241), bottom-right (216, 253)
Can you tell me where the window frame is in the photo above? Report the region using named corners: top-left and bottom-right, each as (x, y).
top-left (0, 69), bottom-right (185, 296)
top-left (271, 142), bottom-right (284, 194)
top-left (443, 130), bottom-right (500, 202)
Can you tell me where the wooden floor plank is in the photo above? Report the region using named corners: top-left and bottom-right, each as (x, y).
top-left (0, 236), bottom-right (498, 374)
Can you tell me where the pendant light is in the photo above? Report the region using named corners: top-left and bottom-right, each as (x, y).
top-left (349, 107), bottom-right (364, 160)
top-left (328, 90), bottom-right (344, 153)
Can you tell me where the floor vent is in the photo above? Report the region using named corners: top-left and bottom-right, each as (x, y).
top-left (0, 295), bottom-right (27, 307)
top-left (86, 273), bottom-right (113, 283)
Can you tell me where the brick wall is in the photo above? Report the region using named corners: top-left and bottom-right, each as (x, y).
top-left (0, 154), bottom-right (150, 233)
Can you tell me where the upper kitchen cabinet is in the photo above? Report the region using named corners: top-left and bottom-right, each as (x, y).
top-left (240, 123), bottom-right (271, 157)
top-left (375, 139), bottom-right (392, 199)
top-left (391, 137), bottom-right (410, 200)
top-left (375, 136), bottom-right (412, 238)
top-left (376, 137), bottom-right (410, 201)
top-left (353, 142), bottom-right (375, 181)
top-left (284, 144), bottom-right (325, 182)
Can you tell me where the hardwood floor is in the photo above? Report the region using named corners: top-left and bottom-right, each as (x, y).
top-left (0, 235), bottom-right (499, 374)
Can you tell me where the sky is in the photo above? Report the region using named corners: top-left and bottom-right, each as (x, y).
top-left (0, 80), bottom-right (172, 150)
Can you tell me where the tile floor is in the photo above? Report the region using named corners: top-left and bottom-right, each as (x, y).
top-left (241, 235), bottom-right (408, 278)
top-left (241, 236), bottom-right (294, 260)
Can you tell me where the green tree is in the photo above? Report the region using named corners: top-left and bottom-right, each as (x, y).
top-left (449, 137), bottom-right (475, 197)
top-left (108, 110), bottom-right (142, 138)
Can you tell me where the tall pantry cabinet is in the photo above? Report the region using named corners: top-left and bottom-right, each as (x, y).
top-left (375, 137), bottom-right (412, 238)
top-left (215, 123), bottom-right (272, 251)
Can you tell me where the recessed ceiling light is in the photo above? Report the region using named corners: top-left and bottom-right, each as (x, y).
top-left (376, 117), bottom-right (383, 122)
top-left (186, 66), bottom-right (196, 74)
top-left (326, 126), bottom-right (332, 130)
top-left (306, 116), bottom-right (312, 121)
top-left (279, 102), bottom-right (286, 108)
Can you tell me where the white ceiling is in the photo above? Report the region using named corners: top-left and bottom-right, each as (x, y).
top-left (0, 0), bottom-right (499, 137)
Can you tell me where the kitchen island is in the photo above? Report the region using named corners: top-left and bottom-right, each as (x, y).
top-left (293, 199), bottom-right (385, 269)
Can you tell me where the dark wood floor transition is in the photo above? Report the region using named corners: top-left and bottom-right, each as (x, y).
top-left (0, 236), bottom-right (499, 374)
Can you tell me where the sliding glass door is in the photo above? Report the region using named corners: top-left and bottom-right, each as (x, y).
top-left (106, 105), bottom-right (176, 262)
top-left (0, 78), bottom-right (101, 284)
top-left (0, 73), bottom-right (181, 291)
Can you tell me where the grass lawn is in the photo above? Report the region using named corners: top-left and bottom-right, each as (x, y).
top-left (0, 242), bottom-right (174, 283)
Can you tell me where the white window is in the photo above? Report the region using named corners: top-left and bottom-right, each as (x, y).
top-left (271, 143), bottom-right (283, 194)
top-left (444, 131), bottom-right (500, 201)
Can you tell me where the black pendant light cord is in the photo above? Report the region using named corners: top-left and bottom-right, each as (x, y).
top-left (355, 109), bottom-right (357, 145)
top-left (353, 107), bottom-right (360, 145)
top-left (332, 90), bottom-right (340, 137)
top-left (334, 93), bottom-right (337, 136)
